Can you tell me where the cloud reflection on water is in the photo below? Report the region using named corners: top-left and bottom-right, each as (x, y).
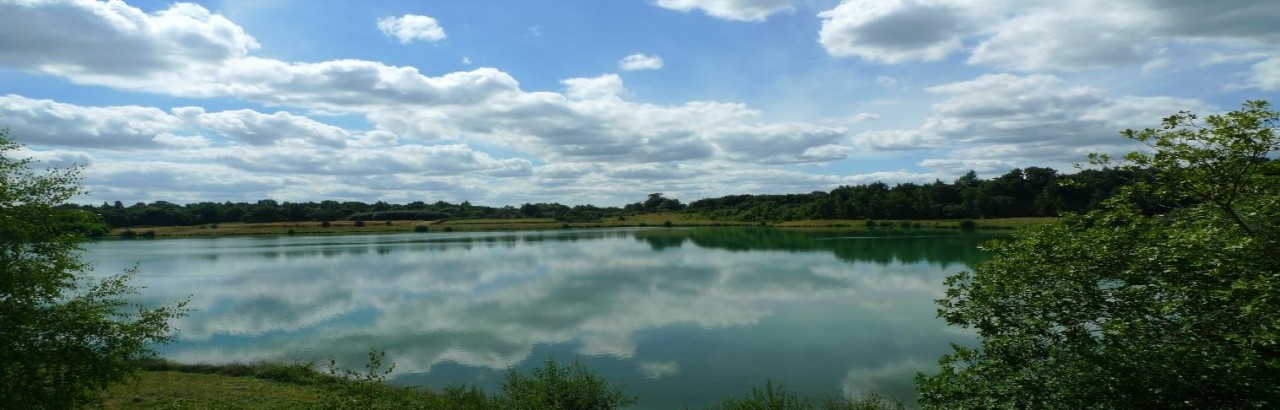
top-left (83, 228), bottom-right (995, 406)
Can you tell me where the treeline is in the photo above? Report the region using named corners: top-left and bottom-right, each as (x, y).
top-left (64, 166), bottom-right (1143, 229)
top-left (689, 167), bottom-right (1143, 222)
top-left (63, 200), bottom-right (605, 228)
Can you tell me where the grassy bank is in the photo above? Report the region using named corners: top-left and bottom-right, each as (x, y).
top-left (94, 358), bottom-right (904, 409)
top-left (106, 214), bottom-right (1055, 238)
top-left (95, 371), bottom-right (326, 409)
top-left (94, 357), bottom-right (493, 409)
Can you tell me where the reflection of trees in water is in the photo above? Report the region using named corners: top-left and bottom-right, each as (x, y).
top-left (635, 228), bottom-right (1000, 268)
top-left (214, 227), bottom-right (993, 268)
top-left (225, 230), bottom-right (632, 260)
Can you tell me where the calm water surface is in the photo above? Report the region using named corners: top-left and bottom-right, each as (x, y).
top-left (82, 227), bottom-right (998, 408)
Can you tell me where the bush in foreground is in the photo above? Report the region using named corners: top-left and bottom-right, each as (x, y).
top-left (917, 101), bottom-right (1280, 408)
top-left (499, 357), bottom-right (638, 409)
top-left (0, 130), bottom-right (186, 408)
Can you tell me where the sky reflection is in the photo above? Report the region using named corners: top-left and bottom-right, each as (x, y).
top-left (82, 228), bottom-right (997, 408)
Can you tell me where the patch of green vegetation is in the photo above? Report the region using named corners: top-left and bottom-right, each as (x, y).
top-left (712, 380), bottom-right (904, 410)
top-left (95, 371), bottom-right (325, 409)
top-left (106, 355), bottom-right (903, 409)
top-left (499, 357), bottom-right (637, 409)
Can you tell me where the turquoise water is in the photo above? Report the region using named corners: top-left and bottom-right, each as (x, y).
top-left (82, 227), bottom-right (997, 408)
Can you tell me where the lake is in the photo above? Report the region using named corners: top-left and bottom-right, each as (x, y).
top-left (82, 227), bottom-right (998, 408)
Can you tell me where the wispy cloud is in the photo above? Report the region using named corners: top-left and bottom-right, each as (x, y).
top-left (619, 53), bottom-right (664, 71)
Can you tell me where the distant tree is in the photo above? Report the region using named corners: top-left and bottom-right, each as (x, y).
top-left (520, 203), bottom-right (541, 218)
top-left (244, 199), bottom-right (282, 223)
top-left (0, 129), bottom-right (186, 408)
top-left (917, 101), bottom-right (1280, 408)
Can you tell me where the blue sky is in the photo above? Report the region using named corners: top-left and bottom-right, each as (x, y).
top-left (1, 0), bottom-right (1277, 206)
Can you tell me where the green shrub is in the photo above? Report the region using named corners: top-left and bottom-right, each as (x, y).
top-left (141, 230), bottom-right (156, 238)
top-left (500, 357), bottom-right (638, 409)
top-left (138, 358), bottom-right (329, 386)
top-left (287, 229), bottom-right (297, 236)
top-left (320, 220), bottom-right (331, 228)
top-left (320, 349), bottom-right (404, 410)
top-left (712, 380), bottom-right (904, 410)
top-left (443, 226), bottom-right (454, 232)
top-left (413, 225), bottom-right (429, 233)
top-left (354, 220), bottom-right (366, 228)
top-left (119, 229), bottom-right (137, 238)
top-left (435, 385), bottom-right (495, 408)
top-left (713, 380), bottom-right (807, 410)
top-left (958, 220), bottom-right (977, 230)
top-left (307, 353), bottom-right (633, 409)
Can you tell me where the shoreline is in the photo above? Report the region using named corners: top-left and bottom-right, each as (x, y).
top-left (103, 215), bottom-right (1055, 239)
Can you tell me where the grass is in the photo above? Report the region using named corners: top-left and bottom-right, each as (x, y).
top-left (95, 358), bottom-right (460, 409)
top-left (95, 357), bottom-right (628, 409)
top-left (106, 215), bottom-right (1056, 238)
top-left (94, 358), bottom-right (906, 409)
top-left (94, 371), bottom-right (325, 409)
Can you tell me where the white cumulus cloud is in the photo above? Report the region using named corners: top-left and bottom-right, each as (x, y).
top-left (817, 0), bottom-right (975, 63)
top-left (175, 107), bottom-right (351, 148)
top-left (0, 0), bottom-right (257, 77)
top-left (1244, 56), bottom-right (1280, 91)
top-left (865, 73), bottom-right (1209, 174)
top-left (562, 74), bottom-right (626, 100)
top-left (377, 14), bottom-right (446, 44)
top-left (966, 1), bottom-right (1154, 71)
top-left (814, 0), bottom-right (1280, 77)
top-left (0, 94), bottom-right (184, 148)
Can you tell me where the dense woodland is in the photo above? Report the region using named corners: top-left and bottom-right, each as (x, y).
top-left (63, 166), bottom-right (1149, 230)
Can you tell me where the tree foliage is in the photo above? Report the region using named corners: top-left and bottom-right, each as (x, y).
top-left (686, 167), bottom-right (1140, 222)
top-left (67, 165), bottom-right (1147, 230)
top-left (917, 101), bottom-right (1280, 408)
top-left (0, 129), bottom-right (185, 408)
